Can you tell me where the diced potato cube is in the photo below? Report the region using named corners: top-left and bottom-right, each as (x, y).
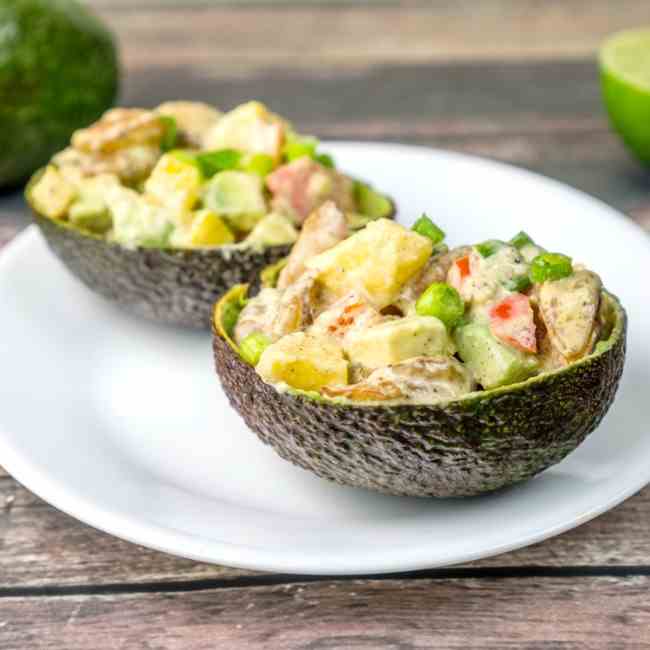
top-left (305, 219), bottom-right (433, 308)
top-left (245, 212), bottom-right (298, 247)
top-left (203, 101), bottom-right (284, 161)
top-left (155, 101), bottom-right (222, 148)
top-left (344, 315), bottom-right (454, 370)
top-left (188, 209), bottom-right (235, 247)
top-left (27, 165), bottom-right (76, 219)
top-left (144, 152), bottom-right (202, 217)
top-left (256, 332), bottom-right (348, 391)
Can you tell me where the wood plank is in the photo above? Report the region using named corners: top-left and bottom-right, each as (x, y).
top-left (2, 474), bottom-right (650, 587)
top-left (1, 576), bottom-right (650, 649)
top-left (120, 60), bottom-right (606, 122)
top-left (89, 2), bottom-right (650, 72)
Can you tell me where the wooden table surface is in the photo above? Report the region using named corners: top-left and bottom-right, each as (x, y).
top-left (2, 1), bottom-right (650, 647)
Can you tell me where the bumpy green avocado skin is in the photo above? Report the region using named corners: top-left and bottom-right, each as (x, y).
top-left (34, 212), bottom-right (292, 329)
top-left (212, 296), bottom-right (626, 496)
top-left (0, 0), bottom-right (118, 188)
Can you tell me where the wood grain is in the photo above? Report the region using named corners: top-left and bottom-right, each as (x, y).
top-left (88, 1), bottom-right (650, 73)
top-left (2, 576), bottom-right (650, 649)
top-left (2, 474), bottom-right (650, 587)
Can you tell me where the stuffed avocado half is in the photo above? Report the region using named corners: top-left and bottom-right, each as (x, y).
top-left (212, 215), bottom-right (626, 497)
top-left (26, 100), bottom-right (393, 328)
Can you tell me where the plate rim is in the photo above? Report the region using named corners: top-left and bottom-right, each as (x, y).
top-left (1, 141), bottom-right (649, 575)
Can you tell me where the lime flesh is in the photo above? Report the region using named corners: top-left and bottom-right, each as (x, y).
top-left (600, 28), bottom-right (650, 165)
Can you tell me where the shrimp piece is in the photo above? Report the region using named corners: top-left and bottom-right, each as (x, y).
top-left (234, 288), bottom-right (283, 345)
top-left (323, 356), bottom-right (474, 404)
top-left (71, 108), bottom-right (166, 154)
top-left (155, 101), bottom-right (222, 149)
top-left (277, 201), bottom-right (348, 289)
top-left (266, 157), bottom-right (355, 223)
top-left (53, 145), bottom-right (161, 185)
top-left (310, 292), bottom-right (384, 341)
top-left (537, 270), bottom-right (602, 362)
top-left (271, 271), bottom-right (321, 340)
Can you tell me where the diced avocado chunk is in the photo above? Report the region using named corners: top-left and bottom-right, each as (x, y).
top-left (257, 332), bottom-right (348, 391)
top-left (354, 181), bottom-right (393, 220)
top-left (344, 315), bottom-right (454, 370)
top-left (67, 173), bottom-right (120, 234)
top-left (454, 322), bottom-right (539, 389)
top-left (27, 165), bottom-right (76, 219)
top-left (239, 332), bottom-right (272, 366)
top-left (68, 199), bottom-right (112, 234)
top-left (203, 171), bottom-right (267, 232)
top-left (245, 213), bottom-right (298, 247)
top-left (107, 186), bottom-right (176, 249)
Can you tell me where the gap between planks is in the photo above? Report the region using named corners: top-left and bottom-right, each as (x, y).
top-left (3, 565), bottom-right (650, 599)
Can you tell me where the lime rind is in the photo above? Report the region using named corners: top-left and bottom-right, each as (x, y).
top-left (600, 28), bottom-right (650, 92)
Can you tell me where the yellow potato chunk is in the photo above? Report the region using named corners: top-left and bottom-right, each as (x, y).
top-left (27, 165), bottom-right (76, 219)
top-left (344, 315), bottom-right (454, 370)
top-left (189, 210), bottom-right (235, 247)
top-left (256, 332), bottom-right (348, 391)
top-left (203, 101), bottom-right (284, 161)
top-left (305, 219), bottom-right (433, 308)
top-left (144, 152), bottom-right (202, 217)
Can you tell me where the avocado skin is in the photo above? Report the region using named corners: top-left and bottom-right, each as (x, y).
top-left (33, 211), bottom-right (292, 329)
top-left (0, 0), bottom-right (118, 188)
top-left (212, 297), bottom-right (626, 497)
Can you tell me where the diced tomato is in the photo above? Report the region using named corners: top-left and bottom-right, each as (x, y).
top-left (489, 293), bottom-right (537, 353)
top-left (456, 256), bottom-right (471, 278)
top-left (448, 255), bottom-right (472, 291)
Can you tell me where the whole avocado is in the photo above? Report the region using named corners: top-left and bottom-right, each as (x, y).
top-left (0, 0), bottom-right (118, 188)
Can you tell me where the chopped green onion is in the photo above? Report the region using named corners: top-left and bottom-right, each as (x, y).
top-left (159, 116), bottom-right (178, 152)
top-left (239, 332), bottom-right (271, 366)
top-left (415, 282), bottom-right (465, 329)
top-left (510, 231), bottom-right (534, 249)
top-left (283, 136), bottom-right (319, 162)
top-left (503, 275), bottom-right (532, 293)
top-left (412, 214), bottom-right (445, 245)
top-left (314, 152), bottom-right (335, 168)
top-left (529, 253), bottom-right (573, 283)
top-left (475, 239), bottom-right (503, 258)
top-left (197, 149), bottom-right (242, 178)
top-left (242, 153), bottom-right (275, 177)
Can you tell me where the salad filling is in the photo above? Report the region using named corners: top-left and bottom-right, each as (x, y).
top-left (223, 214), bottom-right (611, 404)
top-left (26, 101), bottom-right (392, 250)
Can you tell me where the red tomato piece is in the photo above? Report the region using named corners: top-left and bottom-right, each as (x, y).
top-left (489, 293), bottom-right (537, 353)
top-left (456, 256), bottom-right (471, 278)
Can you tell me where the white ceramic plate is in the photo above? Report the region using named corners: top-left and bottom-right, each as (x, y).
top-left (1, 143), bottom-right (649, 575)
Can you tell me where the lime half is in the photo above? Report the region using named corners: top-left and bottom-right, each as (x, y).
top-left (600, 28), bottom-right (650, 165)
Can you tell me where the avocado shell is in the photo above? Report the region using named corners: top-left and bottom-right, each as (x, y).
top-left (212, 285), bottom-right (627, 497)
top-left (32, 210), bottom-right (292, 329)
